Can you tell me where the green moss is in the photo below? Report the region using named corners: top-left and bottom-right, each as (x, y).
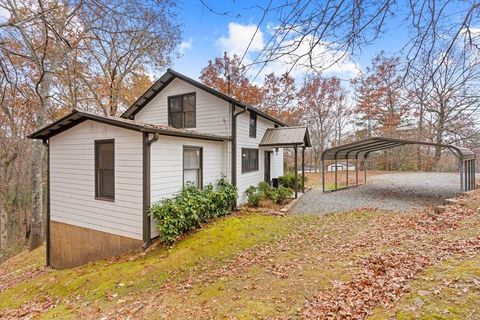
top-left (0, 213), bottom-right (289, 313)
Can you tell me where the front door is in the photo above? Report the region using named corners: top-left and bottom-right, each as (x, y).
top-left (264, 151), bottom-right (271, 183)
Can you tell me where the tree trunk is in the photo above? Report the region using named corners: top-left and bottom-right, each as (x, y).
top-left (29, 139), bottom-right (45, 250)
top-left (30, 74), bottom-right (51, 250)
top-left (0, 206), bottom-right (7, 250)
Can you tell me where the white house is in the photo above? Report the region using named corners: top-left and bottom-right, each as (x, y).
top-left (29, 69), bottom-right (311, 269)
top-left (327, 162), bottom-right (356, 172)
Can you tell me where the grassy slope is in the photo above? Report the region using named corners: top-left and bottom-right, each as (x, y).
top-left (0, 214), bottom-right (291, 318)
top-left (1, 190), bottom-right (479, 319)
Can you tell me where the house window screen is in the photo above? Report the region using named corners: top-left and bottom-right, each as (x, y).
top-left (241, 148), bottom-right (259, 173)
top-left (183, 147), bottom-right (202, 187)
top-left (249, 113), bottom-right (257, 138)
top-left (168, 93), bottom-right (196, 128)
top-left (95, 139), bottom-right (114, 200)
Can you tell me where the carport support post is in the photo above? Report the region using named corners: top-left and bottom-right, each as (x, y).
top-left (294, 145), bottom-right (298, 198)
top-left (467, 160), bottom-right (471, 191)
top-left (302, 146), bottom-right (305, 193)
top-left (355, 157), bottom-right (359, 186)
top-left (321, 158), bottom-right (325, 193)
top-left (364, 159), bottom-right (367, 184)
top-left (334, 157), bottom-right (338, 190)
top-left (346, 158), bottom-right (349, 188)
top-left (460, 160), bottom-right (465, 191)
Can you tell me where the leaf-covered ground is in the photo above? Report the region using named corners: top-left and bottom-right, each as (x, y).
top-left (1, 191), bottom-right (480, 319)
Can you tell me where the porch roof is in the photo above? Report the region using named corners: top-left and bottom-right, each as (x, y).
top-left (259, 126), bottom-right (311, 148)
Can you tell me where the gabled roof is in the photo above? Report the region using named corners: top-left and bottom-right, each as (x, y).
top-left (121, 68), bottom-right (288, 127)
top-left (322, 137), bottom-right (475, 161)
top-left (259, 126), bottom-right (311, 147)
top-left (28, 110), bottom-right (230, 141)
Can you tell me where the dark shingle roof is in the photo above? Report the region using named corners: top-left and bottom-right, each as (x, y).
top-left (28, 110), bottom-right (230, 141)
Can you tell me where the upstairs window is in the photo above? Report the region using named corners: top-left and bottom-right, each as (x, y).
top-left (168, 93), bottom-right (196, 128)
top-left (241, 148), bottom-right (259, 173)
top-left (95, 139), bottom-right (115, 201)
top-left (249, 113), bottom-right (257, 138)
top-left (183, 146), bottom-right (202, 188)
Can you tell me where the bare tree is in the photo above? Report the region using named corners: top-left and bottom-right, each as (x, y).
top-left (298, 76), bottom-right (345, 170)
top-left (0, 0), bottom-right (84, 249)
top-left (79, 0), bottom-right (181, 116)
top-left (408, 44), bottom-right (480, 166)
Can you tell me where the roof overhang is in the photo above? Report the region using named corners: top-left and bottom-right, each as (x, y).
top-left (322, 137), bottom-right (475, 161)
top-left (28, 110), bottom-right (230, 142)
top-left (120, 69), bottom-right (288, 127)
top-left (259, 126), bottom-right (311, 148)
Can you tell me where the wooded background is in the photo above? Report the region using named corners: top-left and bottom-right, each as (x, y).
top-left (1, 0), bottom-right (480, 261)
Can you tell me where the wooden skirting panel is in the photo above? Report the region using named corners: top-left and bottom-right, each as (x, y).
top-left (50, 221), bottom-right (142, 269)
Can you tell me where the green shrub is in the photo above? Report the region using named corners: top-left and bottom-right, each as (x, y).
top-left (279, 172), bottom-right (306, 189)
top-left (271, 186), bottom-right (294, 204)
top-left (257, 181), bottom-right (274, 199)
top-left (150, 178), bottom-right (237, 244)
top-left (245, 186), bottom-right (262, 207)
top-left (245, 181), bottom-right (293, 206)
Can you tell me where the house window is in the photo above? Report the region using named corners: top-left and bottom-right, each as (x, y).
top-left (168, 93), bottom-right (196, 128)
top-left (241, 148), bottom-right (259, 173)
top-left (183, 146), bottom-right (202, 188)
top-left (95, 139), bottom-right (114, 200)
top-left (249, 113), bottom-right (257, 138)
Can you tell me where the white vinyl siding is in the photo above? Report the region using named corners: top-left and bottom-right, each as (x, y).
top-left (50, 120), bottom-right (143, 240)
top-left (271, 148), bottom-right (284, 179)
top-left (135, 78), bottom-right (231, 137)
top-left (149, 135), bottom-right (227, 238)
top-left (236, 111), bottom-right (284, 203)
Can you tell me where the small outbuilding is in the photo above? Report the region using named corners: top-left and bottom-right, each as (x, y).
top-left (326, 162), bottom-right (355, 172)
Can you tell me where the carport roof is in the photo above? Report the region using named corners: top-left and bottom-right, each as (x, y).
top-left (322, 137), bottom-right (475, 161)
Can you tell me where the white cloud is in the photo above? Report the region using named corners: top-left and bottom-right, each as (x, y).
top-left (217, 22), bottom-right (265, 55)
top-left (248, 34), bottom-right (360, 83)
top-left (180, 38), bottom-right (193, 54)
top-left (215, 23), bottom-right (360, 83)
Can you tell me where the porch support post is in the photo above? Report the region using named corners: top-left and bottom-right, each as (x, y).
top-left (302, 146), bottom-right (305, 193)
top-left (294, 145), bottom-right (298, 198)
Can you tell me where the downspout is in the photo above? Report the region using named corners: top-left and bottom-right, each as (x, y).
top-left (142, 132), bottom-right (159, 249)
top-left (43, 138), bottom-right (50, 267)
top-left (231, 103), bottom-right (247, 187)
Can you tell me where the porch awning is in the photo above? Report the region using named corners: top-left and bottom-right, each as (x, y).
top-left (259, 126), bottom-right (311, 148)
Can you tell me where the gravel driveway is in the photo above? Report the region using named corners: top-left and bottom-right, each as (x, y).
top-left (292, 172), bottom-right (461, 214)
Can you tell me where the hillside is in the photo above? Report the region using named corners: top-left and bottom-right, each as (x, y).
top-left (1, 192), bottom-right (480, 319)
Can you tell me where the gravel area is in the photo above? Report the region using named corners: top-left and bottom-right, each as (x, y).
top-left (292, 172), bottom-right (461, 214)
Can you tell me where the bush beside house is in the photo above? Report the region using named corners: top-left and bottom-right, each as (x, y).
top-left (150, 178), bottom-right (237, 244)
top-left (279, 172), bottom-right (306, 190)
top-left (245, 181), bottom-right (294, 207)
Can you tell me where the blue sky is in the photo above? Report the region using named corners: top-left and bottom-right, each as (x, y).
top-left (172, 0), bottom-right (411, 84)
